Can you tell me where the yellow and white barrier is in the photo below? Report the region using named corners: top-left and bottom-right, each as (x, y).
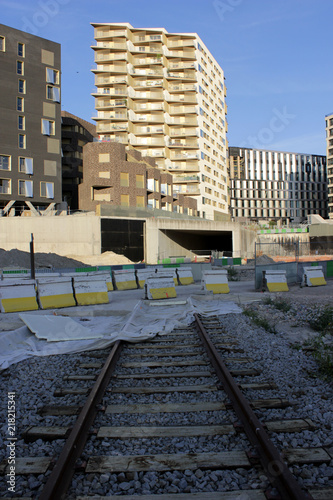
top-left (302, 266), bottom-right (326, 287)
top-left (263, 270), bottom-right (289, 292)
top-left (155, 269), bottom-right (178, 286)
top-left (113, 270), bottom-right (137, 291)
top-left (177, 267), bottom-right (194, 285)
top-left (0, 279), bottom-right (39, 313)
top-left (202, 270), bottom-right (229, 294)
top-left (73, 274), bottom-right (109, 306)
top-left (37, 276), bottom-right (76, 310)
top-left (146, 276), bottom-right (177, 300)
top-left (136, 269), bottom-right (156, 289)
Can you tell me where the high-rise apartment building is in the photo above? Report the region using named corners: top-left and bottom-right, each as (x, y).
top-left (325, 112), bottom-right (333, 219)
top-left (229, 147), bottom-right (328, 223)
top-left (91, 22), bottom-right (228, 221)
top-left (0, 24), bottom-right (62, 215)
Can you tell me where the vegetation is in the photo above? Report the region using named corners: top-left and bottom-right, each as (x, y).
top-left (243, 307), bottom-right (276, 333)
top-left (306, 306), bottom-right (333, 379)
top-left (262, 296), bottom-right (291, 313)
top-left (227, 266), bottom-right (239, 281)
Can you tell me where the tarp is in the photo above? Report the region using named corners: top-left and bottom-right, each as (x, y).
top-left (0, 296), bottom-right (242, 370)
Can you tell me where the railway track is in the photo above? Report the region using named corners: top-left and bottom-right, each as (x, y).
top-left (1, 313), bottom-right (333, 499)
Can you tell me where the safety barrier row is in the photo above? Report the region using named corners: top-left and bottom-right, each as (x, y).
top-left (262, 266), bottom-right (327, 292)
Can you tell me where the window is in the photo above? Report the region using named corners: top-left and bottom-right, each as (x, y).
top-left (0, 178), bottom-right (11, 194)
top-left (17, 61), bottom-right (24, 75)
top-left (19, 157), bottom-right (33, 174)
top-left (136, 196), bottom-right (145, 207)
top-left (120, 194), bottom-right (129, 206)
top-left (47, 85), bottom-right (60, 102)
top-left (46, 67), bottom-right (59, 84)
top-left (17, 43), bottom-right (25, 57)
top-left (18, 180), bottom-right (33, 197)
top-left (40, 181), bottom-right (54, 198)
top-left (0, 36), bottom-right (5, 52)
top-left (18, 115), bottom-right (25, 130)
top-left (18, 79), bottom-right (25, 93)
top-left (18, 134), bottom-right (26, 149)
top-left (0, 155), bottom-right (10, 171)
top-left (41, 119), bottom-right (55, 136)
top-left (120, 172), bottom-right (129, 187)
top-left (17, 97), bottom-right (24, 111)
top-left (136, 174), bottom-right (144, 189)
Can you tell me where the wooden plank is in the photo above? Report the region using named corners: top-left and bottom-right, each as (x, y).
top-left (54, 388), bottom-right (89, 396)
top-left (284, 447), bottom-right (331, 464)
top-left (22, 426), bottom-right (71, 442)
top-left (79, 363), bottom-right (102, 368)
top-left (111, 384), bottom-right (218, 394)
top-left (251, 398), bottom-right (290, 409)
top-left (265, 419), bottom-right (315, 433)
top-left (239, 383), bottom-right (277, 390)
top-left (38, 405), bottom-right (81, 416)
top-left (77, 490), bottom-right (267, 500)
top-left (230, 368), bottom-right (260, 376)
top-left (106, 401), bottom-right (226, 414)
top-left (63, 375), bottom-right (96, 381)
top-left (97, 424), bottom-right (235, 439)
top-left (112, 371), bottom-right (213, 380)
top-left (86, 450), bottom-right (251, 473)
top-left (0, 457), bottom-right (51, 474)
top-left (125, 351), bottom-right (203, 358)
top-left (309, 488), bottom-right (333, 500)
top-left (121, 358), bottom-right (253, 368)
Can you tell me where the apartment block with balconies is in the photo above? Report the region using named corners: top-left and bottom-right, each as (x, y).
top-left (325, 113), bottom-right (333, 219)
top-left (91, 22), bottom-right (228, 221)
top-left (229, 147), bottom-right (328, 223)
top-left (0, 24), bottom-right (61, 216)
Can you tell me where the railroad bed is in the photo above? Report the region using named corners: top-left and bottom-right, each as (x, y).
top-left (0, 312), bottom-right (333, 499)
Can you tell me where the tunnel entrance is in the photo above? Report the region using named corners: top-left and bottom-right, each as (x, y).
top-left (161, 229), bottom-right (233, 257)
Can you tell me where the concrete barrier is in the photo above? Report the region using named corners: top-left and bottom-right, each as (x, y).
top-left (302, 266), bottom-right (326, 287)
top-left (155, 269), bottom-right (178, 286)
top-left (137, 269), bottom-right (156, 289)
top-left (113, 270), bottom-right (137, 291)
top-left (146, 276), bottom-right (177, 300)
top-left (73, 274), bottom-right (109, 305)
top-left (262, 270), bottom-right (289, 292)
top-left (176, 267), bottom-right (194, 285)
top-left (37, 277), bottom-right (76, 309)
top-left (0, 279), bottom-right (39, 313)
top-left (202, 270), bottom-right (229, 294)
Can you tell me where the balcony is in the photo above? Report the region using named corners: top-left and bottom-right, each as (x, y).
top-left (168, 62), bottom-right (196, 71)
top-left (132, 102), bottom-right (164, 112)
top-left (92, 88), bottom-right (127, 97)
top-left (168, 83), bottom-right (196, 92)
top-left (170, 127), bottom-right (197, 137)
top-left (109, 135), bottom-right (128, 144)
top-left (169, 105), bottom-right (197, 115)
top-left (173, 174), bottom-right (200, 183)
top-left (132, 79), bottom-right (163, 89)
top-left (94, 29), bottom-right (127, 39)
top-left (97, 123), bottom-right (127, 133)
top-left (168, 140), bottom-right (198, 149)
top-left (133, 125), bottom-right (164, 135)
top-left (139, 148), bottom-right (165, 158)
top-left (92, 111), bottom-right (128, 121)
top-left (92, 64), bottom-right (127, 74)
top-left (133, 34), bottom-right (162, 43)
top-left (166, 71), bottom-right (197, 81)
top-left (130, 137), bottom-right (165, 147)
top-left (133, 57), bottom-right (163, 66)
top-left (167, 50), bottom-right (196, 60)
top-left (95, 76), bottom-right (127, 86)
top-left (173, 185), bottom-right (200, 196)
top-left (92, 41), bottom-right (127, 50)
top-left (95, 98), bottom-right (127, 110)
top-left (169, 116), bottom-right (197, 126)
top-left (130, 45), bottom-right (162, 54)
top-left (167, 38), bottom-right (196, 49)
top-left (130, 113), bottom-right (164, 123)
top-left (131, 90), bottom-right (164, 100)
top-left (130, 68), bottom-right (164, 77)
top-left (170, 152), bottom-right (199, 160)
top-left (166, 94), bottom-right (197, 104)
top-left (166, 161), bottom-right (199, 172)
top-left (95, 52), bottom-right (127, 63)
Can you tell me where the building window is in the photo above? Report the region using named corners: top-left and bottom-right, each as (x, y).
top-left (17, 43), bottom-right (25, 57)
top-left (0, 155), bottom-right (11, 171)
top-left (18, 115), bottom-right (25, 130)
top-left (0, 178), bottom-right (11, 194)
top-left (120, 194), bottom-right (129, 206)
top-left (46, 85), bottom-right (60, 102)
top-left (120, 172), bottom-right (129, 187)
top-left (18, 180), bottom-right (33, 197)
top-left (18, 79), bottom-right (25, 94)
top-left (41, 119), bottom-right (55, 136)
top-left (17, 97), bottom-right (24, 111)
top-left (18, 134), bottom-right (26, 149)
top-left (46, 67), bottom-right (59, 84)
top-left (17, 61), bottom-right (24, 75)
top-left (0, 36), bottom-right (5, 52)
top-left (40, 181), bottom-right (54, 198)
top-left (136, 174), bottom-right (144, 189)
top-left (19, 157), bottom-right (33, 174)
top-left (136, 196), bottom-right (145, 207)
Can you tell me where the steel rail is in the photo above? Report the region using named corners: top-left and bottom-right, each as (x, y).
top-left (194, 313), bottom-right (314, 500)
top-left (39, 340), bottom-right (124, 500)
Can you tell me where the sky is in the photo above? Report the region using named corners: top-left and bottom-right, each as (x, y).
top-left (1, 0), bottom-right (332, 155)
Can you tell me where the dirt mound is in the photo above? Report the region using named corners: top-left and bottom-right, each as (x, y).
top-left (256, 254), bottom-right (276, 265)
top-left (0, 249), bottom-right (133, 270)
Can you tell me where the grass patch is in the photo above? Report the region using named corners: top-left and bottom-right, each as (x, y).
top-left (243, 307), bottom-right (276, 333)
top-left (262, 296), bottom-right (291, 313)
top-left (306, 306), bottom-right (333, 379)
top-left (227, 266), bottom-right (239, 281)
top-left (308, 306), bottom-right (333, 333)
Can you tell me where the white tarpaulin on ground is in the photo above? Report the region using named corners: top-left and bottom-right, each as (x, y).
top-left (0, 296), bottom-right (242, 370)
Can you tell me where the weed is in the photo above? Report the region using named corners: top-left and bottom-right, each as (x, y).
top-left (227, 266), bottom-right (239, 281)
top-left (306, 306), bottom-right (333, 379)
top-left (243, 307), bottom-right (276, 333)
top-left (308, 306), bottom-right (333, 334)
top-left (262, 296), bottom-right (291, 312)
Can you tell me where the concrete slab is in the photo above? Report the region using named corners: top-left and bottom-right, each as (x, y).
top-left (19, 314), bottom-right (103, 341)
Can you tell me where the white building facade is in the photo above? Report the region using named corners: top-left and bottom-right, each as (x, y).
top-left (91, 22), bottom-right (229, 220)
top-left (229, 147), bottom-right (328, 223)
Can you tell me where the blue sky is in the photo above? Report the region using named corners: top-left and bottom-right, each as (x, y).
top-left (1, 0), bottom-right (332, 155)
